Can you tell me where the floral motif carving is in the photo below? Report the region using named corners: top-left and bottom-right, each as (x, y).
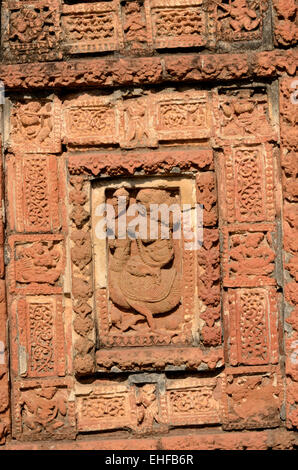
top-left (11, 297), bottom-right (65, 379)
top-left (167, 377), bottom-right (222, 425)
top-left (154, 90), bottom-right (211, 141)
top-left (75, 375), bottom-right (223, 433)
top-left (0, 50), bottom-right (296, 91)
top-left (225, 288), bottom-right (279, 366)
top-left (64, 94), bottom-right (118, 148)
top-left (68, 149), bottom-right (213, 177)
top-left (8, 154), bottom-right (60, 233)
top-left (197, 171), bottom-right (221, 348)
top-left (81, 394), bottom-right (127, 426)
top-left (69, 176), bottom-right (95, 376)
top-left (218, 145), bottom-right (276, 223)
top-left (28, 304), bottom-right (54, 375)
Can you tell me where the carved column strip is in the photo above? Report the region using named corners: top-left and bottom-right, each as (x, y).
top-left (4, 91), bottom-right (76, 441)
top-left (0, 121), bottom-right (9, 444)
top-left (280, 77), bottom-right (298, 429)
top-left (214, 83), bottom-right (283, 430)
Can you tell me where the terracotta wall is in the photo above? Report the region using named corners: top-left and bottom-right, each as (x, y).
top-left (0, 0), bottom-right (297, 450)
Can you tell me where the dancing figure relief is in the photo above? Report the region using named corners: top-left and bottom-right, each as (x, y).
top-left (107, 188), bottom-right (182, 334)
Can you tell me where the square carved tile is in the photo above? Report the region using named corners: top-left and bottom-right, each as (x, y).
top-left (222, 224), bottom-right (277, 288)
top-left (62, 2), bottom-right (121, 54)
top-left (9, 96), bottom-right (61, 154)
top-left (8, 234), bottom-right (65, 294)
top-left (2, 1), bottom-right (62, 62)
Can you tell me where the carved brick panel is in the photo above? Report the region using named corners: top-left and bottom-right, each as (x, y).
top-left (212, 0), bottom-right (270, 43)
top-left (217, 144), bottom-right (276, 223)
top-left (63, 94), bottom-right (119, 149)
top-left (62, 2), bottom-right (121, 54)
top-left (165, 376), bottom-right (223, 426)
top-left (273, 0), bottom-right (298, 47)
top-left (2, 1), bottom-right (62, 62)
top-left (213, 87), bottom-right (277, 143)
top-left (222, 224), bottom-right (277, 288)
top-left (67, 148), bottom-right (223, 374)
top-left (153, 90), bottom-right (212, 141)
top-left (10, 296), bottom-right (65, 378)
top-left (223, 366), bottom-right (282, 430)
top-left (12, 378), bottom-right (76, 441)
top-left (224, 288), bottom-right (279, 366)
top-left (149, 0), bottom-right (208, 49)
top-left (1, 0), bottom-right (277, 64)
top-left (8, 234), bottom-right (65, 294)
top-left (75, 374), bottom-right (223, 433)
top-left (9, 96), bottom-right (61, 154)
top-left (120, 1), bottom-right (153, 52)
top-left (62, 89), bottom-right (213, 151)
top-left (69, 175), bottom-right (96, 377)
top-left (6, 154), bottom-right (61, 233)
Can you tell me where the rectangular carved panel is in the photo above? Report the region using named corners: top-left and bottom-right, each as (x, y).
top-left (63, 90), bottom-right (213, 151)
top-left (75, 374), bottom-right (223, 433)
top-left (2, 1), bottom-right (62, 62)
top-left (213, 87), bottom-right (277, 143)
top-left (149, 0), bottom-right (208, 49)
top-left (93, 178), bottom-right (196, 349)
top-left (166, 376), bottom-right (222, 426)
top-left (62, 2), bottom-right (120, 54)
top-left (67, 148), bottom-right (223, 375)
top-left (7, 154), bottom-right (61, 233)
top-left (76, 382), bottom-right (134, 432)
top-left (63, 94), bottom-right (119, 148)
top-left (12, 378), bottom-right (76, 441)
top-left (224, 288), bottom-right (279, 366)
top-left (223, 366), bottom-right (282, 430)
top-left (213, 0), bottom-right (270, 43)
top-left (222, 224), bottom-right (277, 287)
top-left (153, 90), bottom-right (212, 141)
top-left (217, 144), bottom-right (276, 223)
top-left (10, 296), bottom-right (65, 378)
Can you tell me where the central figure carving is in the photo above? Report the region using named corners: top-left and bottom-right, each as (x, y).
top-left (107, 187), bottom-right (181, 333)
